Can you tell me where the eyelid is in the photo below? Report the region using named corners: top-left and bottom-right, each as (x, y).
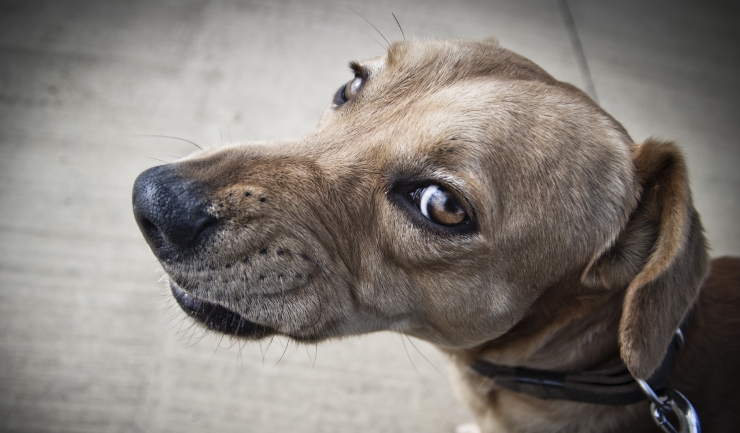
top-left (349, 61), bottom-right (368, 80)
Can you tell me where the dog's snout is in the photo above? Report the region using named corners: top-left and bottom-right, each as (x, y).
top-left (132, 165), bottom-right (217, 257)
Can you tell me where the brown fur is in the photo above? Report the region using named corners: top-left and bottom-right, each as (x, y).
top-left (136, 39), bottom-right (740, 432)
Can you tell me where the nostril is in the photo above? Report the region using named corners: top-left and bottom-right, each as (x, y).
top-left (152, 206), bottom-right (218, 249)
top-left (188, 213), bottom-right (219, 244)
top-left (139, 218), bottom-right (159, 235)
top-left (138, 216), bottom-right (160, 240)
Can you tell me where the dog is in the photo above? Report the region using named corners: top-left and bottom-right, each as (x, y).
top-left (132, 38), bottom-right (740, 432)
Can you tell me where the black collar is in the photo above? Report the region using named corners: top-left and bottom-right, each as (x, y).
top-left (470, 329), bottom-right (684, 406)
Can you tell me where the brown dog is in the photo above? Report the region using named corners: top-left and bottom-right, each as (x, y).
top-left (132, 39), bottom-right (740, 432)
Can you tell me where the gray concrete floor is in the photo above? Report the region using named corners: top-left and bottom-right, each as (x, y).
top-left (1, 1), bottom-right (738, 432)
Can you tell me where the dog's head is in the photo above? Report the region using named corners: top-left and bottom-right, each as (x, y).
top-left (133, 39), bottom-right (707, 380)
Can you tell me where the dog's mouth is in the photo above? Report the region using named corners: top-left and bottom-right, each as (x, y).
top-left (170, 281), bottom-right (274, 339)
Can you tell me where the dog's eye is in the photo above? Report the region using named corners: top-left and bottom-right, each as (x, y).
top-left (333, 74), bottom-right (363, 107)
top-left (410, 185), bottom-right (467, 226)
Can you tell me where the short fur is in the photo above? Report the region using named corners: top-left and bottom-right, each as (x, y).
top-left (133, 39), bottom-right (740, 432)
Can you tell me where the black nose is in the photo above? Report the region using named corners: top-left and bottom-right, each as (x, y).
top-left (132, 165), bottom-right (217, 258)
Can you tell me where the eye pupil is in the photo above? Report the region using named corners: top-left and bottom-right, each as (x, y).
top-left (416, 185), bottom-right (466, 226)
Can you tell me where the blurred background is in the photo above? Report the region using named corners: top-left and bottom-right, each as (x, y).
top-left (1, 0), bottom-right (738, 432)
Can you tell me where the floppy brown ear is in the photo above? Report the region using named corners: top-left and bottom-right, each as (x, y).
top-left (583, 138), bottom-right (709, 379)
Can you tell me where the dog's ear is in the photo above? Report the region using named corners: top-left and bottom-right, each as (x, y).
top-left (583, 139), bottom-right (709, 379)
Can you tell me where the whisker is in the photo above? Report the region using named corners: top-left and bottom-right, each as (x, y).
top-left (264, 334), bottom-right (277, 363)
top-left (182, 321), bottom-right (202, 344)
top-left (136, 134), bottom-right (203, 151)
top-left (273, 337), bottom-right (290, 368)
top-left (210, 334), bottom-right (226, 360)
top-left (400, 332), bottom-right (418, 372)
top-left (224, 336), bottom-right (239, 350)
top-left (476, 373), bottom-right (489, 392)
top-left (169, 316), bottom-right (188, 334)
top-left (392, 13), bottom-right (405, 41)
top-left (348, 7), bottom-right (390, 48)
top-left (176, 322), bottom-right (197, 342)
top-left (144, 156), bottom-right (169, 164)
top-left (237, 339), bottom-right (247, 364)
top-left (164, 310), bottom-right (185, 328)
top-left (259, 337), bottom-right (266, 363)
top-left (361, 31), bottom-right (390, 51)
top-left (304, 345), bottom-right (314, 365)
top-left (176, 315), bottom-right (196, 336)
top-left (188, 327), bottom-right (211, 348)
top-left (406, 335), bottom-right (446, 378)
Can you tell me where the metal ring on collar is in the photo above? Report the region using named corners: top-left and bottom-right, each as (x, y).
top-left (637, 379), bottom-right (700, 433)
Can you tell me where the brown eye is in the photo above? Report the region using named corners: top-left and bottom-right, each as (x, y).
top-left (415, 185), bottom-right (466, 226)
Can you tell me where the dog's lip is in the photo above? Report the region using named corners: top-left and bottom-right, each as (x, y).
top-left (170, 281), bottom-right (273, 338)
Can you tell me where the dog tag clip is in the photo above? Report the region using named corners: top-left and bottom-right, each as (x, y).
top-left (637, 379), bottom-right (700, 433)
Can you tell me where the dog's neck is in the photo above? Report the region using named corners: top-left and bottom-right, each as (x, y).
top-left (471, 273), bottom-right (625, 373)
top-left (444, 276), bottom-right (657, 432)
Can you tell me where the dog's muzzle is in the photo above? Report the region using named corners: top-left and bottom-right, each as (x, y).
top-left (133, 164), bottom-right (274, 339)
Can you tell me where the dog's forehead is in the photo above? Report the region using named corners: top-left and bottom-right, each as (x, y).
top-left (342, 40), bottom-right (602, 154)
top-left (341, 39), bottom-right (629, 156)
top-left (345, 39), bottom-right (592, 142)
top-left (373, 39), bottom-right (557, 88)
